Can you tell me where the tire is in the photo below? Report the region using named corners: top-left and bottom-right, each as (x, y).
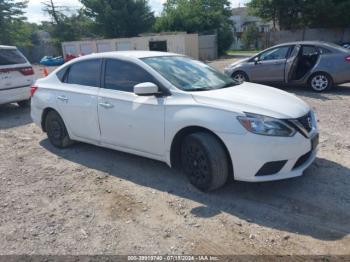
top-left (17, 99), bottom-right (31, 108)
top-left (45, 110), bottom-right (72, 148)
top-left (308, 72), bottom-right (333, 92)
top-left (181, 132), bottom-right (229, 192)
top-left (232, 71), bottom-right (249, 84)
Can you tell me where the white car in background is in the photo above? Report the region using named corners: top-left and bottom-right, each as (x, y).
top-left (0, 45), bottom-right (34, 107)
top-left (31, 51), bottom-right (319, 191)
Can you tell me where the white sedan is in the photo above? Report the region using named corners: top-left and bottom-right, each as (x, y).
top-left (31, 51), bottom-right (319, 191)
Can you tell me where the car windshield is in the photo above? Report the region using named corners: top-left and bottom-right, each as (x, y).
top-left (142, 56), bottom-right (240, 92)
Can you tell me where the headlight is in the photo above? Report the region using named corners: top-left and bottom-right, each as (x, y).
top-left (237, 113), bottom-right (296, 137)
top-left (310, 110), bottom-right (317, 129)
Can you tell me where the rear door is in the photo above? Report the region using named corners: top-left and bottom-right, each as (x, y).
top-left (250, 45), bottom-right (292, 82)
top-left (285, 45), bottom-right (301, 83)
top-left (56, 59), bottom-right (101, 142)
top-left (0, 48), bottom-right (34, 91)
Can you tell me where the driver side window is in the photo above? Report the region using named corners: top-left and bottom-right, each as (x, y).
top-left (259, 46), bottom-right (291, 61)
top-left (104, 59), bottom-right (156, 92)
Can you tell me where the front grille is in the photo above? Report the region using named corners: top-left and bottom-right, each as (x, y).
top-left (286, 112), bottom-right (313, 138)
top-left (296, 112), bottom-right (313, 133)
top-left (293, 151), bottom-right (312, 170)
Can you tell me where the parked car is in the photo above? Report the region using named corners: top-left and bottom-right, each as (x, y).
top-left (40, 56), bottom-right (65, 66)
top-left (224, 41), bottom-right (350, 92)
top-left (342, 43), bottom-right (350, 49)
top-left (31, 51), bottom-right (319, 191)
top-left (0, 45), bottom-right (34, 106)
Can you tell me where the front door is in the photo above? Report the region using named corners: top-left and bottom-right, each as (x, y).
top-left (250, 45), bottom-right (292, 83)
top-left (56, 59), bottom-right (101, 142)
top-left (98, 58), bottom-right (165, 156)
top-left (285, 45), bottom-right (301, 83)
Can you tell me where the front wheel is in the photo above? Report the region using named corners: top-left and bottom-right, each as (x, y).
top-left (45, 111), bottom-right (73, 148)
top-left (232, 71), bottom-right (248, 84)
top-left (181, 132), bottom-right (229, 192)
top-left (309, 73), bottom-right (333, 92)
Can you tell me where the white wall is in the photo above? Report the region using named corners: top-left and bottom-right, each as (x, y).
top-left (62, 33), bottom-right (200, 59)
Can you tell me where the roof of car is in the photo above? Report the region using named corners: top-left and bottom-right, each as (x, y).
top-left (0, 45), bottom-right (17, 50)
top-left (274, 41), bottom-right (341, 48)
top-left (81, 51), bottom-right (181, 59)
top-left (268, 41), bottom-right (348, 53)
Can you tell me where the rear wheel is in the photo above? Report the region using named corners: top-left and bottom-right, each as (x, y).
top-left (181, 132), bottom-right (229, 192)
top-left (17, 99), bottom-right (31, 108)
top-left (232, 71), bottom-right (248, 84)
top-left (45, 110), bottom-right (72, 148)
top-left (309, 73), bottom-right (333, 92)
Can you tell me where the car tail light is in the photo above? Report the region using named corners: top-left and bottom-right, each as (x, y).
top-left (345, 55), bottom-right (350, 62)
top-left (30, 85), bottom-right (38, 97)
top-left (19, 67), bottom-right (34, 76)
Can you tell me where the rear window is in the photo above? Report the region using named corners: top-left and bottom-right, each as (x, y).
top-left (319, 47), bottom-right (331, 54)
top-left (56, 67), bottom-right (68, 82)
top-left (322, 42), bottom-right (350, 53)
top-left (67, 59), bottom-right (100, 87)
top-left (0, 49), bottom-right (27, 65)
top-left (301, 46), bottom-right (319, 56)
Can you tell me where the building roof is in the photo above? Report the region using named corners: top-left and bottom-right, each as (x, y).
top-left (232, 7), bottom-right (248, 16)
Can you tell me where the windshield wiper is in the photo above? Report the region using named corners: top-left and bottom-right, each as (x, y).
top-left (186, 87), bottom-right (212, 92)
top-left (217, 82), bottom-right (238, 89)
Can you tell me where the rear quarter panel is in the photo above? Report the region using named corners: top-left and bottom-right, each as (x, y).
top-left (30, 77), bottom-right (61, 129)
top-left (311, 53), bottom-right (350, 84)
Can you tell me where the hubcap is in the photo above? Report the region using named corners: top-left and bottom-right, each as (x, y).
top-left (311, 75), bottom-right (329, 91)
top-left (183, 142), bottom-right (210, 187)
top-left (233, 73), bottom-right (246, 84)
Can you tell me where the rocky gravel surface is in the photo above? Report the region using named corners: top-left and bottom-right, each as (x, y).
top-left (0, 61), bottom-right (349, 255)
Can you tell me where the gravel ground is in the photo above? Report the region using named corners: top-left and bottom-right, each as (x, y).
top-left (0, 61), bottom-right (350, 255)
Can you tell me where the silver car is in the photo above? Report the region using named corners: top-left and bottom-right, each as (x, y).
top-left (224, 41), bottom-right (350, 92)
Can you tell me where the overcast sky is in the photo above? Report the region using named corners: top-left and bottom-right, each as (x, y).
top-left (25, 0), bottom-right (250, 23)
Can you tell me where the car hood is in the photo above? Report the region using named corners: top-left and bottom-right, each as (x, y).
top-left (228, 57), bottom-right (250, 68)
top-left (191, 82), bottom-right (310, 119)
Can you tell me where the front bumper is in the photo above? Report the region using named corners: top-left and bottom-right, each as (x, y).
top-left (218, 130), bottom-right (318, 182)
top-left (224, 67), bottom-right (234, 77)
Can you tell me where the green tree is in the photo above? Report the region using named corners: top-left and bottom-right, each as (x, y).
top-left (241, 24), bottom-right (259, 49)
top-left (247, 0), bottom-right (303, 30)
top-left (0, 0), bottom-right (28, 45)
top-left (248, 0), bottom-right (350, 30)
top-left (79, 0), bottom-right (155, 38)
top-left (154, 0), bottom-right (234, 54)
top-left (333, 0), bottom-right (350, 27)
top-left (42, 0), bottom-right (95, 49)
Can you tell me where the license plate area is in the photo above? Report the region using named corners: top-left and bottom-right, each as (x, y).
top-left (311, 133), bottom-right (319, 151)
top-left (0, 72), bottom-right (11, 81)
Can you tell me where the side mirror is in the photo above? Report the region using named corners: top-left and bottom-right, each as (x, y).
top-left (134, 82), bottom-right (159, 96)
top-left (254, 57), bottom-right (261, 64)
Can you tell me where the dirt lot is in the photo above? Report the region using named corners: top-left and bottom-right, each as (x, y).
top-left (0, 60), bottom-right (350, 255)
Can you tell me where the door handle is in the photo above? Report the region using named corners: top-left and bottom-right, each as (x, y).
top-left (57, 95), bottom-right (68, 102)
top-left (99, 102), bottom-right (114, 109)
